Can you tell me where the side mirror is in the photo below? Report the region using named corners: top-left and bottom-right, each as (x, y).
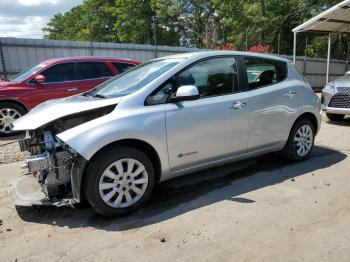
top-left (173, 85), bottom-right (199, 102)
top-left (33, 74), bottom-right (46, 84)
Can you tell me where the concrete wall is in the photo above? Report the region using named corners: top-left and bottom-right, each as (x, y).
top-left (1, 37), bottom-right (349, 90)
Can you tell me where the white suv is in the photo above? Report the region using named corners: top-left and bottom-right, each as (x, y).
top-left (322, 71), bottom-right (350, 121)
top-left (12, 51), bottom-right (321, 216)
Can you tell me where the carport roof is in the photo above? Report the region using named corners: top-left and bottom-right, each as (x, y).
top-left (293, 0), bottom-right (350, 34)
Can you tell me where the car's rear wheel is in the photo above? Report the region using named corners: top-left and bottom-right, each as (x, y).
top-left (326, 113), bottom-right (345, 122)
top-left (0, 103), bottom-right (26, 137)
top-left (282, 118), bottom-right (315, 161)
top-left (84, 147), bottom-right (155, 217)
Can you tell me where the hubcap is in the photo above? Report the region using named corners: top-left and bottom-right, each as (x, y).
top-left (0, 108), bottom-right (22, 134)
top-left (294, 125), bottom-right (313, 157)
top-left (99, 158), bottom-right (148, 208)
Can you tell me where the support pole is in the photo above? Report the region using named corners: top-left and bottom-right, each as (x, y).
top-left (0, 39), bottom-right (7, 81)
top-left (89, 39), bottom-right (94, 56)
top-left (245, 29), bottom-right (248, 51)
top-left (346, 42), bottom-right (350, 72)
top-left (326, 33), bottom-right (331, 85)
top-left (304, 35), bottom-right (308, 58)
top-left (87, 9), bottom-right (94, 56)
top-left (293, 32), bottom-right (297, 64)
top-left (304, 35), bottom-right (308, 75)
top-left (152, 16), bottom-right (158, 58)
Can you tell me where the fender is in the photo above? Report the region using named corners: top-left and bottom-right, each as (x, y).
top-left (56, 106), bottom-right (170, 176)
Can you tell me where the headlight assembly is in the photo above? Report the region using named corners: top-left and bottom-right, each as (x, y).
top-left (324, 82), bottom-right (336, 93)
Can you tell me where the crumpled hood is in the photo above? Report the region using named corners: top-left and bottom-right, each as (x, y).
top-left (12, 95), bottom-right (122, 131)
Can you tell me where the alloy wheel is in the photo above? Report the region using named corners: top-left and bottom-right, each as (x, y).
top-left (99, 158), bottom-right (149, 208)
top-left (0, 108), bottom-right (22, 134)
top-left (294, 125), bottom-right (313, 157)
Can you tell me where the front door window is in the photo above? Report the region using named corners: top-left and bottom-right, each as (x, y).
top-left (40, 63), bottom-right (75, 83)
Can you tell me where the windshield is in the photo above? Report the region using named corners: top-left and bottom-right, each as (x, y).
top-left (11, 63), bottom-right (47, 83)
top-left (93, 58), bottom-right (182, 98)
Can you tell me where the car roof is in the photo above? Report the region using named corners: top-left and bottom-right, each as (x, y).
top-left (43, 56), bottom-right (140, 65)
top-left (160, 51), bottom-right (290, 63)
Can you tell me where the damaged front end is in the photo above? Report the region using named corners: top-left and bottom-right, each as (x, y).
top-left (11, 128), bottom-right (88, 207)
top-left (10, 100), bottom-right (117, 207)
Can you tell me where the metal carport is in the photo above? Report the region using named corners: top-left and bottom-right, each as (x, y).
top-left (293, 0), bottom-right (350, 85)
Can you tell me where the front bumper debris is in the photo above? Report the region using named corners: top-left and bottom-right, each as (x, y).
top-left (11, 131), bottom-right (82, 207)
top-left (12, 139), bottom-right (88, 207)
top-left (10, 175), bottom-right (78, 207)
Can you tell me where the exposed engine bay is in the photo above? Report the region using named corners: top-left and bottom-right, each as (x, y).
top-left (18, 130), bottom-right (76, 204)
top-left (11, 104), bottom-right (116, 206)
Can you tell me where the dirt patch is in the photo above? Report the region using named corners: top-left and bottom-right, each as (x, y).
top-left (0, 134), bottom-right (28, 165)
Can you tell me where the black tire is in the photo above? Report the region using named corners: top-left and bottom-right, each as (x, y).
top-left (0, 102), bottom-right (26, 137)
top-left (84, 146), bottom-right (155, 217)
top-left (282, 118), bottom-right (315, 162)
top-left (326, 113), bottom-right (345, 122)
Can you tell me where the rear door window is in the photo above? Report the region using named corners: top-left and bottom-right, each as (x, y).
top-left (112, 62), bottom-right (136, 73)
top-left (77, 62), bottom-right (113, 80)
top-left (244, 57), bottom-right (287, 90)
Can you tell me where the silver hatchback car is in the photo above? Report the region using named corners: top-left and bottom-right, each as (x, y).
top-left (322, 72), bottom-right (350, 121)
top-left (11, 51), bottom-right (321, 216)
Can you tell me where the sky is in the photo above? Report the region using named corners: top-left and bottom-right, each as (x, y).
top-left (0, 0), bottom-right (83, 39)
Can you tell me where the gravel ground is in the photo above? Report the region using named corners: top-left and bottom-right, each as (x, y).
top-left (0, 115), bottom-right (350, 262)
top-left (0, 134), bottom-right (28, 165)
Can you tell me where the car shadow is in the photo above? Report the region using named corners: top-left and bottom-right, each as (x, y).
top-left (16, 145), bottom-right (347, 231)
top-left (326, 116), bottom-right (350, 127)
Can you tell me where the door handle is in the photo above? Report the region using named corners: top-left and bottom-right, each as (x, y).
top-left (67, 87), bottom-right (78, 92)
top-left (285, 91), bottom-right (297, 98)
top-left (231, 101), bottom-right (247, 110)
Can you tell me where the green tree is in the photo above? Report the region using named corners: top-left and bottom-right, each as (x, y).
top-left (106, 0), bottom-right (222, 47)
top-left (43, 0), bottom-right (221, 48)
top-left (83, 0), bottom-right (117, 42)
top-left (152, 0), bottom-right (222, 48)
top-left (107, 0), bottom-right (154, 44)
top-left (213, 0), bottom-right (349, 57)
top-left (42, 0), bottom-right (350, 59)
top-left (43, 0), bottom-right (116, 42)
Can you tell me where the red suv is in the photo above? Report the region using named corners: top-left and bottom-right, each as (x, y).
top-left (0, 56), bottom-right (140, 135)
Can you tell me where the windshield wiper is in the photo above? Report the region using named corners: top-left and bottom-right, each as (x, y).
top-left (93, 94), bottom-right (107, 99)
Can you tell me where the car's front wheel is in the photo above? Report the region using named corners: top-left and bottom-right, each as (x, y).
top-left (282, 118), bottom-right (315, 161)
top-left (0, 102), bottom-right (26, 137)
top-left (326, 113), bottom-right (345, 122)
top-left (84, 147), bottom-right (155, 217)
